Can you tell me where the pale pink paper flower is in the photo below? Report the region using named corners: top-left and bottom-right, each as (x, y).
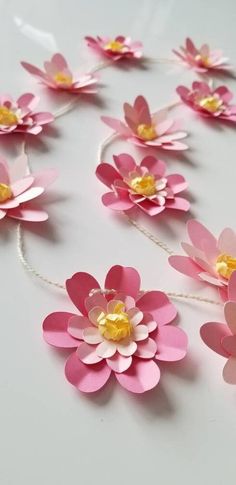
top-left (0, 154), bottom-right (57, 222)
top-left (0, 93), bottom-right (53, 135)
top-left (200, 272), bottom-right (236, 384)
top-left (177, 82), bottom-right (236, 122)
top-left (101, 95), bottom-right (188, 151)
top-left (96, 154), bottom-right (190, 216)
top-left (21, 53), bottom-right (98, 94)
top-left (85, 35), bottom-right (143, 61)
top-left (173, 38), bottom-right (231, 73)
top-left (169, 220), bottom-right (236, 300)
top-left (43, 265), bottom-right (188, 394)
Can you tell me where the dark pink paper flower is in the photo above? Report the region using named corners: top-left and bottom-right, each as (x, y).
top-left (177, 82), bottom-right (236, 122)
top-left (173, 38), bottom-right (231, 73)
top-left (43, 265), bottom-right (188, 394)
top-left (101, 95), bottom-right (188, 151)
top-left (200, 272), bottom-right (236, 384)
top-left (169, 220), bottom-right (236, 300)
top-left (0, 154), bottom-right (57, 222)
top-left (96, 154), bottom-right (190, 216)
top-left (0, 93), bottom-right (53, 135)
top-left (85, 35), bottom-right (143, 61)
top-left (21, 53), bottom-right (98, 94)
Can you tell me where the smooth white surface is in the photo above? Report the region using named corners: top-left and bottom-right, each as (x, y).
top-left (1, 1), bottom-right (236, 484)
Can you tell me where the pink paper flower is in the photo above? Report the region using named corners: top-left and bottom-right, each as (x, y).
top-left (200, 272), bottom-right (236, 384)
top-left (85, 35), bottom-right (143, 61)
top-left (0, 93), bottom-right (53, 135)
top-left (169, 220), bottom-right (236, 299)
top-left (0, 154), bottom-right (57, 222)
top-left (177, 82), bottom-right (236, 122)
top-left (101, 95), bottom-right (188, 151)
top-left (21, 53), bottom-right (98, 94)
top-left (173, 38), bottom-right (231, 73)
top-left (43, 265), bottom-right (188, 394)
top-left (96, 154), bottom-right (190, 216)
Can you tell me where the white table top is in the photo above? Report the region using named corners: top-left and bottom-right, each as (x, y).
top-left (1, 0), bottom-right (236, 484)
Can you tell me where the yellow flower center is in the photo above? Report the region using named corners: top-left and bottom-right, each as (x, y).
top-left (0, 106), bottom-right (18, 126)
top-left (0, 183), bottom-right (12, 203)
top-left (105, 40), bottom-right (124, 52)
top-left (195, 54), bottom-right (211, 67)
top-left (129, 174), bottom-right (157, 196)
top-left (199, 95), bottom-right (223, 113)
top-left (53, 72), bottom-right (73, 86)
top-left (97, 302), bottom-right (132, 342)
top-left (215, 254), bottom-right (236, 280)
top-left (137, 124), bottom-right (157, 141)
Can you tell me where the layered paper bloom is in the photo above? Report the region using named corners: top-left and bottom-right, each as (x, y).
top-left (85, 35), bottom-right (143, 61)
top-left (0, 154), bottom-right (57, 222)
top-left (96, 154), bottom-right (190, 216)
top-left (101, 95), bottom-right (188, 151)
top-left (200, 272), bottom-right (236, 384)
top-left (0, 93), bottom-right (53, 135)
top-left (43, 265), bottom-right (188, 393)
top-left (21, 53), bottom-right (98, 94)
top-left (169, 220), bottom-right (236, 300)
top-left (177, 82), bottom-right (236, 122)
top-left (173, 38), bottom-right (231, 73)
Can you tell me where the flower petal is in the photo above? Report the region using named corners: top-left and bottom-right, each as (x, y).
top-left (115, 359), bottom-right (160, 393)
top-left (7, 207), bottom-right (48, 221)
top-left (96, 340), bottom-right (117, 358)
top-left (67, 315), bottom-right (91, 339)
top-left (133, 324), bottom-right (149, 341)
top-left (11, 176), bottom-right (34, 197)
top-left (200, 322), bottom-right (230, 357)
top-left (65, 353), bottom-right (111, 392)
top-left (14, 187), bottom-right (44, 203)
top-left (187, 220), bottom-right (217, 254)
top-left (76, 342), bottom-right (103, 364)
top-left (31, 169), bottom-right (58, 189)
top-left (169, 255), bottom-right (202, 279)
top-left (107, 353), bottom-right (132, 373)
top-left (127, 307), bottom-right (143, 326)
top-left (223, 357), bottom-right (236, 384)
top-left (224, 301), bottom-right (236, 335)
top-left (221, 336), bottom-right (236, 357)
top-left (83, 327), bottom-right (103, 344)
top-left (228, 272), bottom-right (236, 302)
top-left (88, 306), bottom-right (106, 326)
top-left (140, 156), bottom-right (166, 177)
top-left (135, 338), bottom-right (157, 358)
top-left (117, 339), bottom-right (137, 356)
top-left (0, 160), bottom-right (9, 184)
top-left (85, 293), bottom-right (107, 313)
top-left (96, 163), bottom-right (121, 188)
top-left (113, 153), bottom-right (136, 175)
top-left (102, 191), bottom-right (134, 211)
top-left (218, 228), bottom-right (236, 257)
top-left (165, 197), bottom-right (190, 212)
top-left (43, 312), bottom-right (78, 348)
top-left (137, 291), bottom-right (177, 326)
top-left (166, 174), bottom-right (188, 194)
top-left (105, 265), bottom-right (141, 299)
top-left (101, 116), bottom-right (131, 136)
top-left (155, 326), bottom-right (188, 361)
top-left (66, 272), bottom-right (100, 315)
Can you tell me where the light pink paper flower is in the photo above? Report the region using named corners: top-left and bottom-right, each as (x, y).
top-left (0, 93), bottom-right (53, 135)
top-left (0, 154), bottom-right (57, 222)
top-left (43, 265), bottom-right (188, 394)
top-left (200, 272), bottom-right (236, 384)
top-left (177, 82), bottom-right (236, 122)
top-left (85, 35), bottom-right (143, 61)
top-left (96, 154), bottom-right (190, 216)
top-left (169, 220), bottom-right (236, 300)
top-left (101, 95), bottom-right (188, 151)
top-left (173, 38), bottom-right (231, 73)
top-left (21, 53), bottom-right (98, 94)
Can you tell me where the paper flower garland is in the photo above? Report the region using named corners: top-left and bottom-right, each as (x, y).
top-left (0, 154), bottom-right (57, 222)
top-left (85, 35), bottom-right (143, 61)
top-left (0, 93), bottom-right (54, 135)
top-left (21, 53), bottom-right (98, 94)
top-left (101, 95), bottom-right (188, 151)
top-left (96, 153), bottom-right (190, 215)
top-left (177, 82), bottom-right (236, 122)
top-left (200, 272), bottom-right (236, 384)
top-left (43, 265), bottom-right (188, 393)
top-left (169, 220), bottom-right (236, 300)
top-left (173, 37), bottom-right (231, 73)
